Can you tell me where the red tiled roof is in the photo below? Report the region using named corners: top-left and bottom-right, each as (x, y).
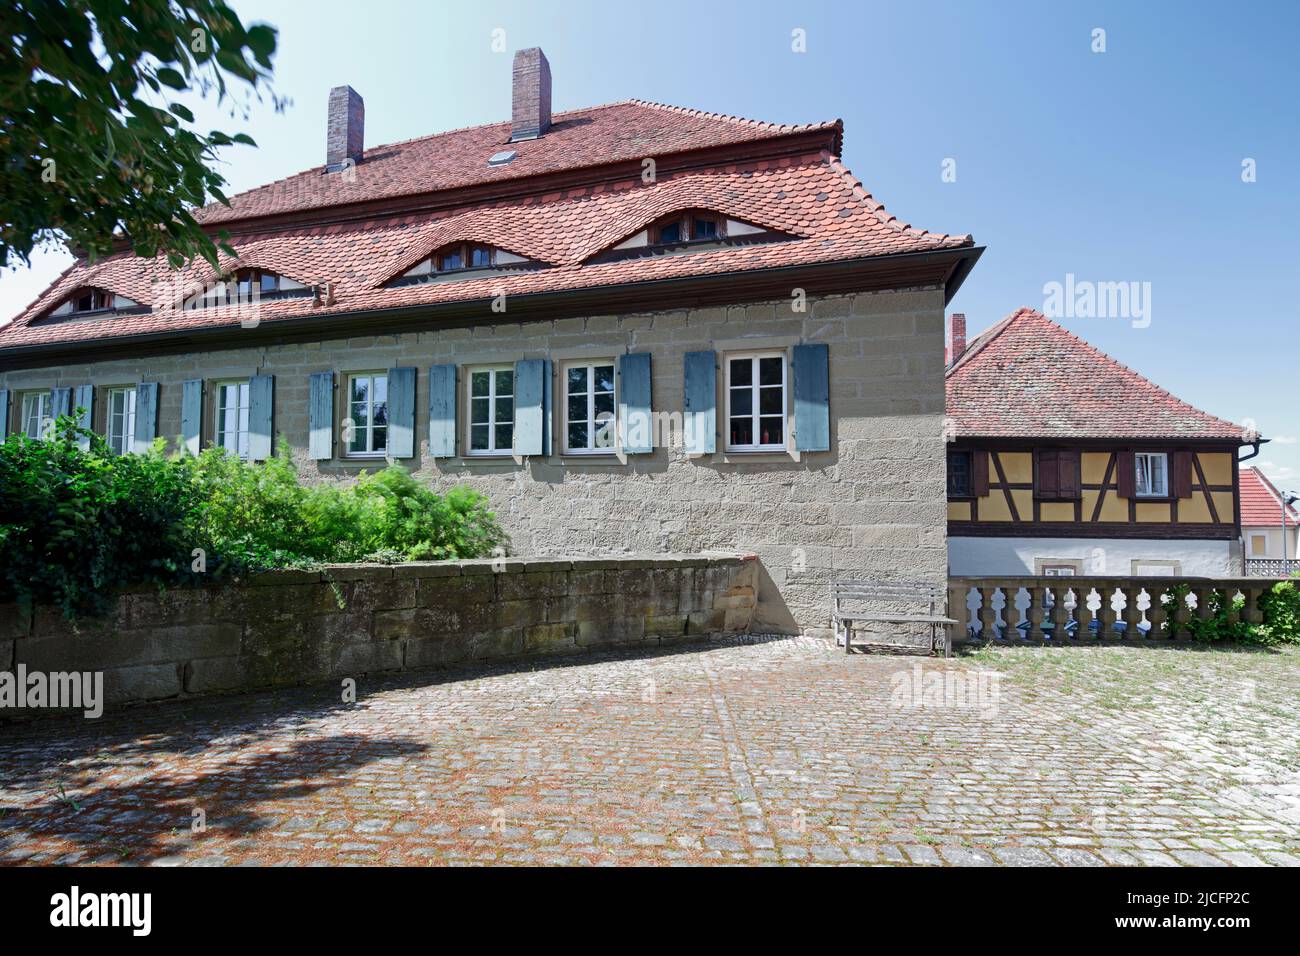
top-left (1241, 466), bottom-right (1299, 526)
top-left (945, 307), bottom-right (1246, 441)
top-left (195, 100), bottom-right (844, 226)
top-left (0, 114), bottom-right (973, 350)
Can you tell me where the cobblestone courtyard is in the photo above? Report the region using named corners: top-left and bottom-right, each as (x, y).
top-left (2, 637), bottom-right (1298, 866)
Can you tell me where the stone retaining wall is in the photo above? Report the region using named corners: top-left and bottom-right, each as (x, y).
top-left (0, 553), bottom-right (757, 714)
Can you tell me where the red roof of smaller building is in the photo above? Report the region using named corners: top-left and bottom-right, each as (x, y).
top-left (945, 307), bottom-right (1246, 441)
top-left (1241, 466), bottom-right (1299, 526)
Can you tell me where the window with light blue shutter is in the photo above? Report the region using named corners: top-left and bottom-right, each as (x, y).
top-left (132, 382), bottom-right (159, 453)
top-left (248, 374), bottom-right (274, 461)
top-left (618, 352), bottom-right (653, 454)
top-left (180, 380), bottom-right (203, 455)
top-left (0, 389), bottom-right (8, 440)
top-left (308, 372), bottom-right (334, 460)
top-left (74, 384), bottom-right (93, 450)
top-left (683, 350), bottom-right (717, 454)
top-left (50, 386), bottom-right (72, 421)
top-left (428, 365), bottom-right (457, 457)
top-left (514, 358), bottom-right (551, 457)
top-left (793, 343), bottom-right (830, 452)
top-left (387, 366), bottom-right (417, 459)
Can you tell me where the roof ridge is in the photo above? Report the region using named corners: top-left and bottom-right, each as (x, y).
top-left (627, 98), bottom-right (839, 136)
top-left (1247, 466), bottom-right (1299, 516)
top-left (945, 307), bottom-right (1027, 377)
top-left (825, 154), bottom-right (973, 245)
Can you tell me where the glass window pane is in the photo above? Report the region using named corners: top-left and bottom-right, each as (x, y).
top-left (471, 397), bottom-right (490, 425)
top-left (730, 418), bottom-right (753, 446)
top-left (594, 415), bottom-right (615, 449)
top-left (567, 367), bottom-right (587, 394)
top-left (731, 388), bottom-right (752, 416)
top-left (352, 378), bottom-right (369, 403)
top-left (373, 402), bottom-right (388, 427)
top-left (759, 357), bottom-right (782, 386)
top-left (495, 423), bottom-right (513, 451)
top-left (568, 395), bottom-right (586, 424)
top-left (351, 402), bottom-right (370, 429)
top-left (594, 365), bottom-right (615, 393)
top-left (568, 423), bottom-right (588, 449)
top-left (373, 376), bottom-right (387, 403)
top-left (495, 369), bottom-right (513, 396)
top-left (659, 221), bottom-right (681, 243)
top-left (470, 424), bottom-right (489, 450)
top-left (471, 371), bottom-right (490, 398)
top-left (730, 358), bottom-right (752, 386)
top-left (693, 218), bottom-right (718, 239)
top-left (759, 387), bottom-right (783, 415)
top-left (495, 397), bottom-right (513, 424)
top-left (759, 417), bottom-right (784, 445)
top-left (593, 392), bottom-right (614, 416)
top-left (373, 426), bottom-right (387, 451)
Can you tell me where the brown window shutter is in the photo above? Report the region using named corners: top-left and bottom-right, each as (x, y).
top-left (1172, 450), bottom-right (1193, 498)
top-left (1116, 451), bottom-right (1136, 498)
top-left (972, 450), bottom-right (990, 497)
top-left (1059, 450), bottom-right (1081, 499)
top-left (1036, 449), bottom-right (1059, 498)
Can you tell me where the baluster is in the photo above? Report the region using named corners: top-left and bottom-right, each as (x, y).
top-left (1169, 587), bottom-right (1190, 639)
top-left (1122, 585), bottom-right (1143, 639)
top-left (1026, 586), bottom-right (1046, 641)
top-left (1049, 584), bottom-right (1068, 642)
top-left (1242, 587), bottom-right (1264, 626)
top-left (1146, 583), bottom-right (1168, 639)
top-left (1226, 588), bottom-right (1242, 627)
top-left (1195, 586), bottom-right (1216, 636)
top-left (1098, 584), bottom-right (1118, 640)
top-left (978, 587), bottom-right (998, 641)
top-left (949, 585), bottom-right (968, 645)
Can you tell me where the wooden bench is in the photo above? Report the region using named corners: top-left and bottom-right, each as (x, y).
top-left (832, 580), bottom-right (958, 657)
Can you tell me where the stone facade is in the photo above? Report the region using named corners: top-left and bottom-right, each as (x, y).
top-left (0, 554), bottom-right (757, 714)
top-left (0, 289), bottom-right (949, 633)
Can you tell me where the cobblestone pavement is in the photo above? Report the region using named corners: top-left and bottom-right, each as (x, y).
top-left (2, 637), bottom-right (1298, 866)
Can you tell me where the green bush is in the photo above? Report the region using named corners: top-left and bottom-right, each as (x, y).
top-left (1162, 580), bottom-right (1300, 646)
top-left (0, 417), bottom-right (507, 617)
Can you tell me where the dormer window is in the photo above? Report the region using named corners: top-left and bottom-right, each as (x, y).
top-left (184, 269), bottom-right (309, 310)
top-left (46, 288), bottom-right (140, 320)
top-left (388, 242), bottom-right (534, 286)
top-left (649, 211), bottom-right (725, 246)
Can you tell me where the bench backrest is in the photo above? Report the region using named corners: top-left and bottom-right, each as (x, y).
top-left (832, 580), bottom-right (945, 613)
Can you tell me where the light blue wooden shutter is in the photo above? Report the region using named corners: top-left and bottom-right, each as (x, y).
top-left (793, 343), bottom-right (830, 452)
top-left (0, 389), bottom-right (9, 440)
top-left (683, 350), bottom-right (717, 454)
top-left (514, 358), bottom-right (551, 457)
top-left (618, 352), bottom-right (653, 454)
top-left (387, 366), bottom-right (416, 459)
top-left (180, 379), bottom-right (203, 455)
top-left (132, 382), bottom-right (159, 453)
top-left (50, 386), bottom-right (72, 421)
top-left (74, 384), bottom-right (94, 450)
top-left (248, 374), bottom-right (274, 461)
top-left (308, 372), bottom-right (334, 460)
top-left (428, 364), bottom-right (457, 458)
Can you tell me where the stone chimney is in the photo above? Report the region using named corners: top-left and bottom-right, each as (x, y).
top-left (510, 48), bottom-right (552, 142)
top-left (948, 313), bottom-right (967, 365)
top-left (326, 85), bottom-right (364, 171)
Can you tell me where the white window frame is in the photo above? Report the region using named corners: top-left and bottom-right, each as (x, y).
top-left (345, 372), bottom-right (389, 458)
top-left (561, 359), bottom-right (617, 456)
top-left (215, 379), bottom-right (252, 460)
top-left (724, 350), bottom-right (788, 453)
top-left (465, 365), bottom-right (515, 457)
top-left (106, 386), bottom-right (137, 455)
top-left (1134, 451), bottom-right (1169, 498)
top-left (20, 391), bottom-right (53, 439)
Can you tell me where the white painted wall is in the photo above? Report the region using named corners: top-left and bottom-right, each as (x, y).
top-left (948, 535), bottom-right (1239, 578)
top-left (1242, 525), bottom-right (1299, 561)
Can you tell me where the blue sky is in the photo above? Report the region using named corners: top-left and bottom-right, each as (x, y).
top-left (3, 0), bottom-right (1297, 485)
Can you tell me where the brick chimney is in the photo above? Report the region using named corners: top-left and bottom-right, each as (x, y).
top-left (326, 85), bottom-right (364, 171)
top-left (510, 48), bottom-right (552, 142)
top-left (948, 313), bottom-right (967, 365)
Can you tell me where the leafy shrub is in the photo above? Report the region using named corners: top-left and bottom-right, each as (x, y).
top-left (1162, 581), bottom-right (1300, 646)
top-left (0, 418), bottom-right (507, 617)
top-left (1253, 580), bottom-right (1300, 646)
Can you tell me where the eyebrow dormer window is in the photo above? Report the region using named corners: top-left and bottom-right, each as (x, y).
top-left (389, 243), bottom-right (533, 286)
top-left (185, 269), bottom-right (308, 309)
top-left (650, 212), bottom-right (725, 246)
top-left (46, 288), bottom-right (139, 319)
